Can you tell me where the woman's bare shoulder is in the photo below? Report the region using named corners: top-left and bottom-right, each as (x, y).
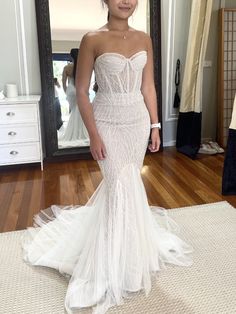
top-left (63, 63), bottom-right (73, 74)
top-left (129, 29), bottom-right (151, 49)
top-left (131, 29), bottom-right (151, 40)
top-left (80, 28), bottom-right (107, 51)
top-left (82, 27), bottom-right (107, 41)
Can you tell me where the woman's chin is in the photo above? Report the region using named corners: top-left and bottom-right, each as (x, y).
top-left (115, 12), bottom-right (133, 20)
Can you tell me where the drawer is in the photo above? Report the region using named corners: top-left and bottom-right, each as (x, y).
top-left (0, 142), bottom-right (40, 164)
top-left (0, 124), bottom-right (39, 144)
top-left (0, 104), bottom-right (38, 124)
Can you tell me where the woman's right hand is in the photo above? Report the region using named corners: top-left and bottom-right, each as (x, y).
top-left (90, 134), bottom-right (107, 161)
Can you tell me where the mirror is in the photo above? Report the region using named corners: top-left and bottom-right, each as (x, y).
top-left (35, 0), bottom-right (162, 160)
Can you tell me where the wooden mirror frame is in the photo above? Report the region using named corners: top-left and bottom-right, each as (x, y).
top-left (35, 0), bottom-right (162, 161)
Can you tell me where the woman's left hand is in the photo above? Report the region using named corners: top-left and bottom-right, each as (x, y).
top-left (148, 128), bottom-right (161, 152)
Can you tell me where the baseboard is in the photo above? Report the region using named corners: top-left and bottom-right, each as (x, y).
top-left (163, 137), bottom-right (214, 148)
top-left (163, 140), bottom-right (176, 147)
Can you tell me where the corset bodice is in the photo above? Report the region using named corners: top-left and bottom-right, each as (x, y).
top-left (94, 50), bottom-right (147, 95)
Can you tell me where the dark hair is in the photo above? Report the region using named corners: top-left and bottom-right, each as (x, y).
top-left (70, 48), bottom-right (79, 81)
top-left (54, 77), bottom-right (60, 88)
top-left (101, 0), bottom-right (109, 20)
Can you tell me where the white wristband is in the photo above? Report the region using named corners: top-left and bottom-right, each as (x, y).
top-left (151, 123), bottom-right (161, 129)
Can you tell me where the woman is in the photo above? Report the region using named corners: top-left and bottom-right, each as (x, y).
top-left (58, 48), bottom-right (90, 147)
top-left (62, 48), bottom-right (77, 113)
top-left (22, 1), bottom-right (193, 313)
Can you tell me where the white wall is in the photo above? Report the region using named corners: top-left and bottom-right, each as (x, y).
top-left (0, 0), bottom-right (41, 95)
top-left (21, 0), bottom-right (41, 94)
top-left (52, 40), bottom-right (79, 53)
top-left (0, 1), bottom-right (22, 94)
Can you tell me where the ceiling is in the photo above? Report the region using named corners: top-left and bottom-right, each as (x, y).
top-left (49, 0), bottom-right (148, 41)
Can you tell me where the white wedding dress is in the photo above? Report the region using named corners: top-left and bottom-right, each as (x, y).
top-left (21, 51), bottom-right (193, 314)
top-left (58, 77), bottom-right (90, 148)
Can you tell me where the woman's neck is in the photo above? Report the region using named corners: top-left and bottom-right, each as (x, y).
top-left (107, 16), bottom-right (129, 32)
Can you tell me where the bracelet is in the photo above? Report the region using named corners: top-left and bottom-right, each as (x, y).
top-left (151, 122), bottom-right (161, 129)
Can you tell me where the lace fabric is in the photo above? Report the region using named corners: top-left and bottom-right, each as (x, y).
top-left (21, 51), bottom-right (193, 314)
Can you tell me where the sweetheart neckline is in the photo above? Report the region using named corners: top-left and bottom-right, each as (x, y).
top-left (95, 50), bottom-right (147, 63)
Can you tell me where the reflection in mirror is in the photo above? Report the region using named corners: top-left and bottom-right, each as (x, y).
top-left (53, 49), bottom-right (92, 148)
top-left (49, 0), bottom-right (149, 149)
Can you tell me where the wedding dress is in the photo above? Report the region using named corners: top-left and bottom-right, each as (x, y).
top-left (21, 50), bottom-right (193, 314)
top-left (58, 77), bottom-right (90, 148)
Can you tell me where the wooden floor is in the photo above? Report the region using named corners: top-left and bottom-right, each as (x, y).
top-left (0, 147), bottom-right (235, 233)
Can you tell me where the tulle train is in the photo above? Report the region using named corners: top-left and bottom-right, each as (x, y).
top-left (21, 164), bottom-right (193, 314)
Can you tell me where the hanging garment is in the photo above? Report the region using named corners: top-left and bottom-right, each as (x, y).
top-left (21, 51), bottom-right (193, 314)
top-left (173, 59), bottom-right (181, 108)
top-left (176, 0), bottom-right (213, 159)
top-left (54, 85), bottom-right (63, 130)
top-left (222, 93), bottom-right (236, 195)
top-left (54, 97), bottom-right (63, 130)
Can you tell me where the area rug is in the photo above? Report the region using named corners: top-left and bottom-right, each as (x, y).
top-left (0, 201), bottom-right (236, 314)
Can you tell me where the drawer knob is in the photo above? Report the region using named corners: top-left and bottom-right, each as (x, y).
top-left (8, 131), bottom-right (17, 136)
top-left (6, 112), bottom-right (15, 116)
top-left (10, 150), bottom-right (19, 155)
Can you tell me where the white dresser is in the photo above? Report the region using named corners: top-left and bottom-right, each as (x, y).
top-left (0, 95), bottom-right (43, 170)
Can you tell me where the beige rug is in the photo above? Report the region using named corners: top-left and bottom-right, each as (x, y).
top-left (0, 201), bottom-right (236, 314)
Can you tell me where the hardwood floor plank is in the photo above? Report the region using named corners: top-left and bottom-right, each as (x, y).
top-left (81, 162), bottom-right (96, 202)
top-left (2, 173), bottom-right (24, 231)
top-left (43, 167), bottom-right (61, 207)
top-left (145, 156), bottom-right (203, 206)
top-left (89, 165), bottom-right (102, 191)
top-left (142, 165), bottom-right (196, 208)
top-left (16, 170), bottom-right (35, 230)
top-left (0, 177), bottom-right (17, 232)
top-left (142, 173), bottom-right (173, 208)
top-left (27, 177), bottom-right (44, 226)
top-left (163, 158), bottom-right (221, 201)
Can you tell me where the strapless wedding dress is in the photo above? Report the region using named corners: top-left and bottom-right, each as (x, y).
top-left (58, 77), bottom-right (90, 147)
top-left (21, 51), bottom-right (193, 314)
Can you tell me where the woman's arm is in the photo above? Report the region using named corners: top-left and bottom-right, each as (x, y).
top-left (141, 35), bottom-right (161, 152)
top-left (75, 33), bottom-right (107, 160)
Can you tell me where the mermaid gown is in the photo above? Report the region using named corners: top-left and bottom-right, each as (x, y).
top-left (21, 51), bottom-right (193, 314)
top-left (58, 77), bottom-right (90, 148)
